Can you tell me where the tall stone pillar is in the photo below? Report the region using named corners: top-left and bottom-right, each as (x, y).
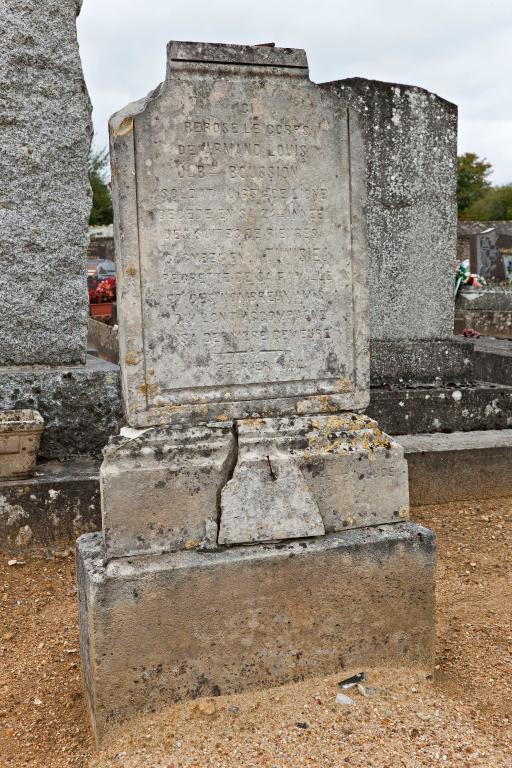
top-left (0, 1), bottom-right (121, 463)
top-left (0, 1), bottom-right (121, 551)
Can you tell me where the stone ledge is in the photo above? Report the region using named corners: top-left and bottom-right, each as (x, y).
top-left (0, 459), bottom-right (101, 553)
top-left (397, 429), bottom-right (512, 504)
top-left (472, 336), bottom-right (512, 385)
top-left (77, 522), bottom-right (436, 743)
top-left (370, 339), bottom-right (474, 386)
top-left (454, 309), bottom-right (512, 339)
top-left (368, 384), bottom-right (512, 435)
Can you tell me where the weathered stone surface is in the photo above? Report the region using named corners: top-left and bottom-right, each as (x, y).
top-left (88, 319), bottom-right (119, 364)
top-left (398, 429), bottom-right (512, 505)
top-left (110, 41), bottom-right (369, 427)
top-left (219, 462), bottom-right (325, 545)
top-left (368, 384), bottom-right (512, 436)
top-left (323, 79), bottom-right (457, 385)
top-left (371, 339), bottom-right (474, 386)
top-left (101, 424), bottom-right (236, 558)
top-left (219, 414), bottom-right (409, 544)
top-left (0, 458), bottom-right (100, 553)
top-left (0, 0), bottom-right (92, 365)
top-left (323, 78), bottom-right (457, 345)
top-left (77, 522), bottom-right (436, 742)
top-left (0, 357), bottom-right (122, 459)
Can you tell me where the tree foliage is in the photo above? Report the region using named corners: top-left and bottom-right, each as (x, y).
top-left (88, 147), bottom-right (113, 226)
top-left (457, 152), bottom-right (493, 218)
top-left (463, 184), bottom-right (512, 221)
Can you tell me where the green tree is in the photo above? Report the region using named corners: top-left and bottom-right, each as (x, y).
top-left (88, 147), bottom-right (113, 226)
top-left (457, 152), bottom-right (492, 218)
top-left (464, 184), bottom-right (512, 221)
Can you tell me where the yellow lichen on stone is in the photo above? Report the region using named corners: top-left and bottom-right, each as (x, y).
top-left (125, 352), bottom-right (139, 366)
top-left (137, 382), bottom-right (157, 398)
top-left (240, 417), bottom-right (263, 428)
top-left (334, 377), bottom-right (353, 392)
top-left (112, 116), bottom-right (134, 137)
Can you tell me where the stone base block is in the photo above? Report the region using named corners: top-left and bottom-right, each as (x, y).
top-left (100, 414), bottom-right (409, 556)
top-left (0, 459), bottom-right (101, 553)
top-left (101, 424), bottom-right (236, 558)
top-left (0, 356), bottom-right (122, 460)
top-left (219, 414), bottom-right (409, 545)
top-left (77, 522), bottom-right (436, 742)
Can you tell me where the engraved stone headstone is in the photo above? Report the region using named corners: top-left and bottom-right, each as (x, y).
top-left (110, 41), bottom-right (369, 427)
top-left (77, 44), bottom-right (432, 744)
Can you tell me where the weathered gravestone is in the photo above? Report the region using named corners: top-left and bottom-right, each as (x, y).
top-left (323, 79), bottom-right (474, 386)
top-left (77, 42), bottom-right (435, 742)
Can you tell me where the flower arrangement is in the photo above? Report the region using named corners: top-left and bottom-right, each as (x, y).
top-left (89, 277), bottom-right (116, 304)
top-left (455, 260), bottom-right (485, 296)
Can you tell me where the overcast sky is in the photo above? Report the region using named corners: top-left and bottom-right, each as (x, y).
top-left (78, 0), bottom-right (512, 184)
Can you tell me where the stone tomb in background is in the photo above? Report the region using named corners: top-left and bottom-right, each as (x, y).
top-left (77, 42), bottom-right (435, 742)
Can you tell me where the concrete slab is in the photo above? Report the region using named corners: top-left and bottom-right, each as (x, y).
top-left (398, 429), bottom-right (512, 504)
top-left (77, 522), bottom-right (436, 743)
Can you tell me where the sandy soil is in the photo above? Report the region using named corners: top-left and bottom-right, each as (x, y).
top-left (0, 498), bottom-right (510, 767)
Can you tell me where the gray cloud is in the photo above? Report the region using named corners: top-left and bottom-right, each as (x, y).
top-left (78, 0), bottom-right (512, 182)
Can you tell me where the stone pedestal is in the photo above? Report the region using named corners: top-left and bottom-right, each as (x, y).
top-left (100, 415), bottom-right (409, 557)
top-left (77, 522), bottom-right (436, 743)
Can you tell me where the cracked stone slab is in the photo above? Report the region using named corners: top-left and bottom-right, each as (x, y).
top-left (101, 423), bottom-right (236, 558)
top-left (220, 413), bottom-right (409, 542)
top-left (218, 460), bottom-right (325, 545)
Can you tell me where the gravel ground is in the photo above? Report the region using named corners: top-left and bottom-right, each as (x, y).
top-left (0, 497), bottom-right (510, 767)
